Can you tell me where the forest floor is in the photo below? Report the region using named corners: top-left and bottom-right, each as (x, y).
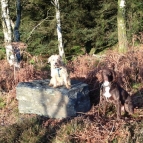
top-left (1, 46), bottom-right (143, 143)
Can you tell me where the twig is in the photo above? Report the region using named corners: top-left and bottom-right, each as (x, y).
top-left (98, 121), bottom-right (110, 133)
top-left (14, 64), bottom-right (16, 81)
top-left (108, 121), bottom-right (115, 138)
top-left (26, 13), bottom-right (49, 42)
top-left (76, 112), bottom-right (88, 115)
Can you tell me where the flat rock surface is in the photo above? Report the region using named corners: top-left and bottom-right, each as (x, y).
top-left (16, 79), bottom-right (91, 119)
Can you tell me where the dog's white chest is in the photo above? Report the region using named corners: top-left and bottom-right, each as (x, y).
top-left (52, 68), bottom-right (61, 77)
top-left (103, 86), bottom-right (111, 98)
top-left (102, 81), bottom-right (112, 98)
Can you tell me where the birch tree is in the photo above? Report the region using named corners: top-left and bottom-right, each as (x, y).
top-left (1, 0), bottom-right (14, 65)
top-left (51, 0), bottom-right (65, 59)
top-left (117, 0), bottom-right (128, 53)
top-left (1, 0), bottom-right (22, 67)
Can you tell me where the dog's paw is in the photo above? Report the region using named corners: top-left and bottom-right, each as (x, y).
top-left (49, 83), bottom-right (53, 87)
top-left (53, 86), bottom-right (58, 88)
top-left (52, 84), bottom-right (58, 88)
top-left (66, 85), bottom-right (71, 89)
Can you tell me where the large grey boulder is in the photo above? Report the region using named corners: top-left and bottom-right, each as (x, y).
top-left (16, 79), bottom-right (91, 119)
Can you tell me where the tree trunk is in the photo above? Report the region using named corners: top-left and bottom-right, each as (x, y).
top-left (117, 0), bottom-right (128, 53)
top-left (1, 0), bottom-right (14, 65)
top-left (14, 0), bottom-right (21, 42)
top-left (12, 0), bottom-right (22, 65)
top-left (52, 0), bottom-right (65, 59)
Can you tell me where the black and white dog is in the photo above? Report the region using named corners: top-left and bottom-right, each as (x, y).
top-left (96, 68), bottom-right (134, 119)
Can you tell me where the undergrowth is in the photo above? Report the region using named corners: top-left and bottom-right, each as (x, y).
top-left (0, 97), bottom-right (5, 109)
top-left (0, 46), bottom-right (143, 142)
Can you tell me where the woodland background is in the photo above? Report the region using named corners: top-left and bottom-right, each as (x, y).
top-left (0, 0), bottom-right (143, 58)
top-left (0, 0), bottom-right (143, 143)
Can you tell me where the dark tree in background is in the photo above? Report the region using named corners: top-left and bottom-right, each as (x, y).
top-left (14, 0), bottom-right (21, 42)
top-left (13, 0), bottom-right (22, 64)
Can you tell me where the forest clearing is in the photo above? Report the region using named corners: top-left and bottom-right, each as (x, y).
top-left (0, 0), bottom-right (143, 142)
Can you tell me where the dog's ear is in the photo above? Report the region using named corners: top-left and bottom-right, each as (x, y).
top-left (99, 70), bottom-right (103, 75)
top-left (58, 55), bottom-right (62, 61)
top-left (58, 55), bottom-right (64, 65)
top-left (96, 70), bottom-right (103, 82)
top-left (111, 70), bottom-right (116, 81)
top-left (111, 70), bottom-right (117, 82)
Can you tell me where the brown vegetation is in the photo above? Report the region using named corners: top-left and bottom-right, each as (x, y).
top-left (0, 47), bottom-right (143, 142)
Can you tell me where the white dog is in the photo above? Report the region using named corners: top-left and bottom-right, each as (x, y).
top-left (48, 54), bottom-right (71, 89)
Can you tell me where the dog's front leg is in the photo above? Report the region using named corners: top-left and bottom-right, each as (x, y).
top-left (100, 96), bottom-right (107, 116)
top-left (63, 76), bottom-right (71, 89)
top-left (53, 77), bottom-right (58, 88)
top-left (116, 101), bottom-right (121, 120)
top-left (49, 76), bottom-right (57, 88)
top-left (49, 78), bottom-right (53, 87)
top-left (99, 90), bottom-right (107, 117)
top-left (103, 98), bottom-right (107, 116)
top-left (49, 70), bottom-right (55, 87)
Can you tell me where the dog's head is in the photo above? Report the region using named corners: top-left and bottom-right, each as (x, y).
top-left (96, 68), bottom-right (116, 83)
top-left (48, 54), bottom-right (63, 68)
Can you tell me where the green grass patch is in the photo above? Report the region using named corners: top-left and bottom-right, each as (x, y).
top-left (0, 117), bottom-right (47, 143)
top-left (0, 117), bottom-right (85, 143)
top-left (52, 119), bottom-right (84, 143)
top-left (0, 48), bottom-right (6, 60)
top-left (0, 97), bottom-right (6, 109)
top-left (131, 83), bottom-right (142, 93)
top-left (132, 83), bottom-right (141, 89)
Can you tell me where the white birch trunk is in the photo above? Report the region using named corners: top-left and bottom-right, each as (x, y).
top-left (1, 0), bottom-right (15, 65)
top-left (117, 0), bottom-right (128, 53)
top-left (52, 0), bottom-right (65, 59)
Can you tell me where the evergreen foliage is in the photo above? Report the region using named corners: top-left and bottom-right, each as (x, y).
top-left (126, 0), bottom-right (143, 42)
top-left (0, 0), bottom-right (143, 57)
top-left (60, 0), bottom-right (118, 53)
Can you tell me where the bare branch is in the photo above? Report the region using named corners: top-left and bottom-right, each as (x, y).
top-left (26, 14), bottom-right (49, 42)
